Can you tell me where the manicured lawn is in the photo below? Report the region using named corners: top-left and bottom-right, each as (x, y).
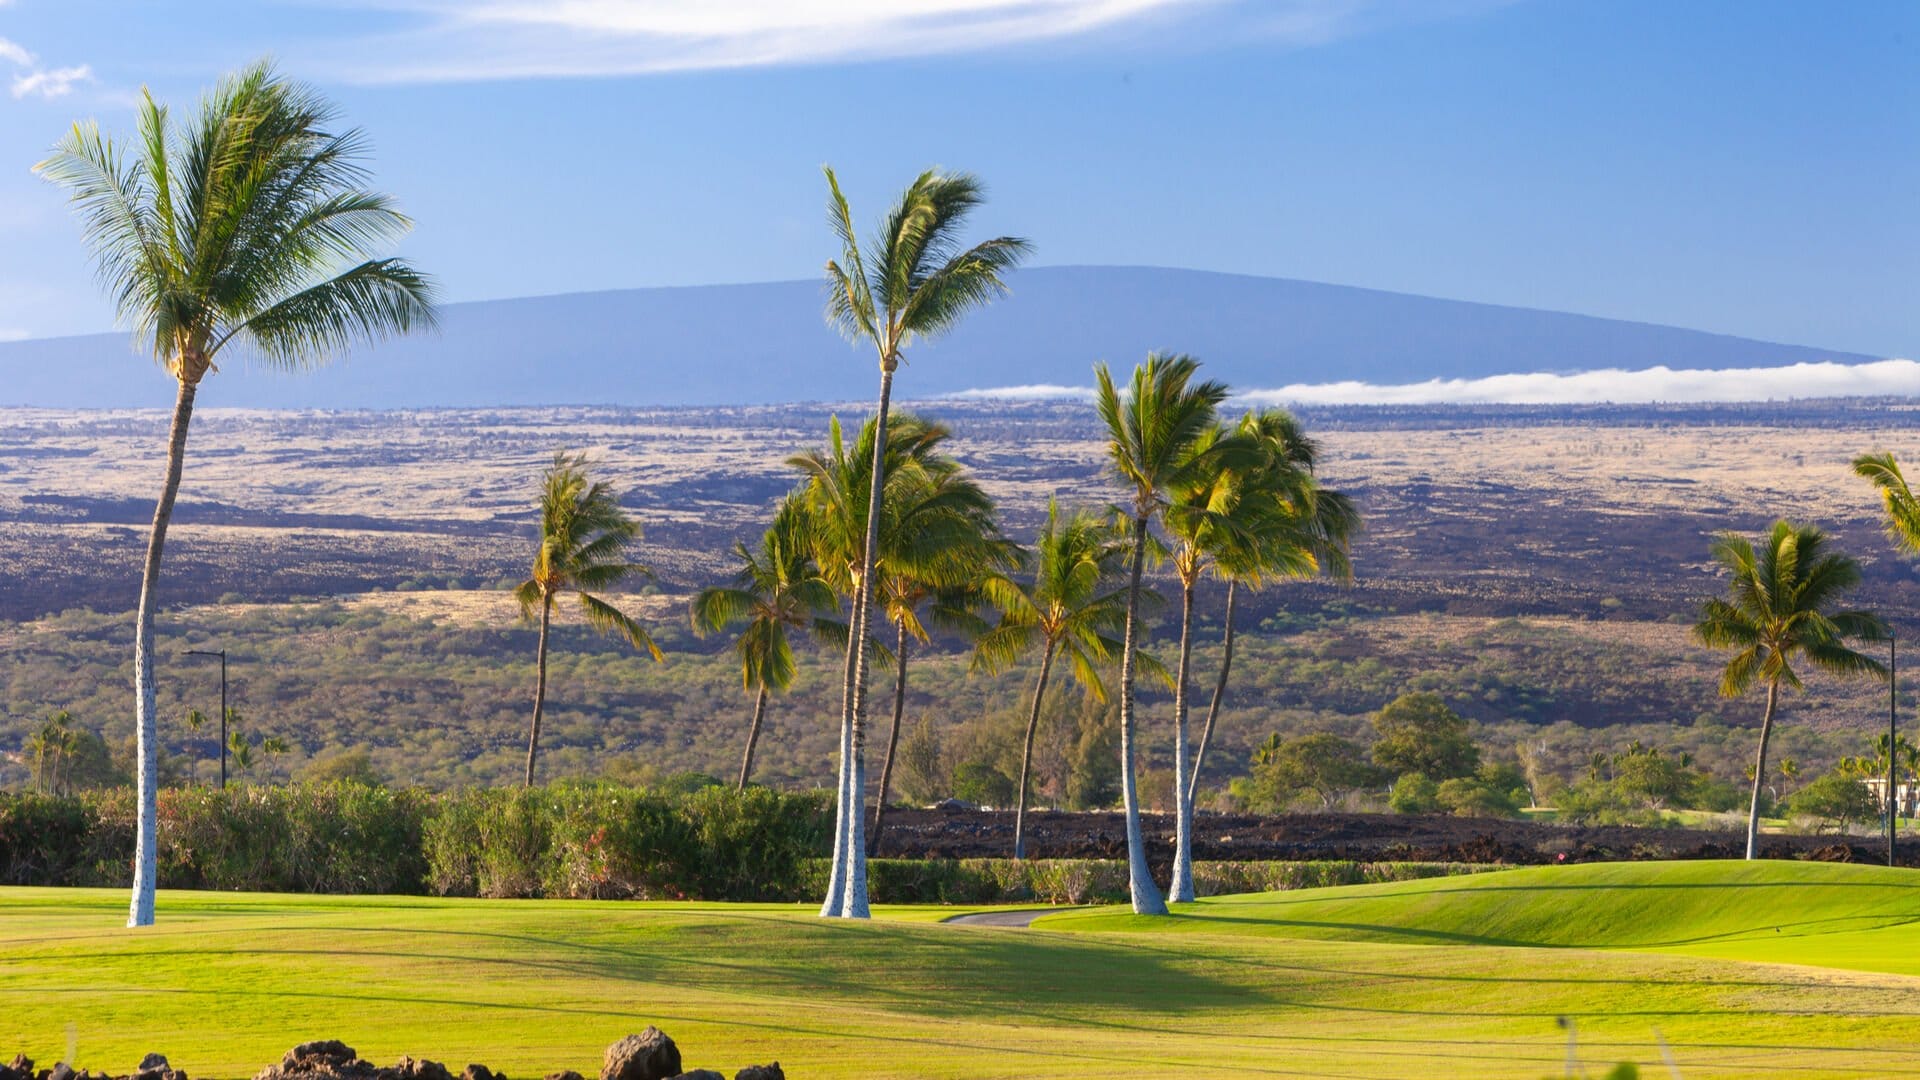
top-left (5, 861), bottom-right (1919, 1079)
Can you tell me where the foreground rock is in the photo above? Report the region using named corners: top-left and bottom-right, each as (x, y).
top-left (4, 1030), bottom-right (778, 1080)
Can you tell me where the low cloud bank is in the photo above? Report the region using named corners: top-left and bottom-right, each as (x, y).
top-left (948, 359), bottom-right (1920, 406)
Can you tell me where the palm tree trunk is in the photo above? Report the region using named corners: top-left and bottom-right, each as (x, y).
top-left (738, 683), bottom-right (770, 790)
top-left (868, 620), bottom-right (910, 857)
top-left (1169, 576), bottom-right (1198, 903)
top-left (839, 363), bottom-right (895, 919)
top-left (1745, 679), bottom-right (1780, 860)
top-left (128, 377), bottom-right (198, 929)
top-left (523, 591), bottom-right (554, 788)
top-left (1013, 640), bottom-right (1058, 861)
top-left (1187, 578), bottom-right (1238, 806)
top-left (1119, 513), bottom-right (1168, 916)
top-left (819, 580), bottom-right (863, 917)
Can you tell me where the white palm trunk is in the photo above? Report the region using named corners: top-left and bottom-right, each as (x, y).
top-left (1168, 580), bottom-right (1197, 903)
top-left (837, 367), bottom-right (893, 920)
top-left (129, 377), bottom-right (198, 928)
top-left (1119, 514), bottom-right (1168, 915)
top-left (819, 582), bottom-right (861, 916)
top-left (1745, 680), bottom-right (1780, 860)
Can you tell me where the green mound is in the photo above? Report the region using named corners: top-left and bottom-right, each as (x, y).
top-left (1038, 859), bottom-right (1920, 972)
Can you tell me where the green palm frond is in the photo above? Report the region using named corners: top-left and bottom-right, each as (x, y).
top-left (1853, 451), bottom-right (1920, 554)
top-left (36, 60), bottom-right (437, 381)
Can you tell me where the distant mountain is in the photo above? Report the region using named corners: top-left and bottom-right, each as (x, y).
top-left (0, 266), bottom-right (1882, 409)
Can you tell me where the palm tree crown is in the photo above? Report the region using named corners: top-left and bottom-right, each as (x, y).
top-left (37, 61), bottom-right (435, 382)
top-left (1852, 452), bottom-right (1920, 554)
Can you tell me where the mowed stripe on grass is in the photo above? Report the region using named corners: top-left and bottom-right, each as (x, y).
top-left (3, 861), bottom-right (1918, 1080)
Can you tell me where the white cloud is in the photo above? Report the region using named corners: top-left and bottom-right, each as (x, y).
top-left (0, 36), bottom-right (33, 68)
top-left (306, 0), bottom-right (1454, 83)
top-left (0, 328), bottom-right (30, 343)
top-left (950, 359), bottom-right (1920, 406)
top-left (11, 63), bottom-right (92, 100)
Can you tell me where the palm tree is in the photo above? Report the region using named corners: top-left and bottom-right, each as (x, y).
top-left (1181, 409), bottom-right (1358, 893)
top-left (1693, 521), bottom-right (1887, 859)
top-left (692, 496), bottom-right (838, 790)
top-left (516, 452), bottom-right (662, 787)
top-left (818, 167), bottom-right (1029, 919)
top-left (36, 62), bottom-right (435, 927)
top-left (1095, 353), bottom-right (1236, 915)
top-left (1853, 452), bottom-right (1920, 553)
top-left (974, 500), bottom-right (1132, 858)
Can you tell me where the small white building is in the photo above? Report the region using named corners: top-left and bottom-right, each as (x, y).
top-left (1860, 777), bottom-right (1919, 818)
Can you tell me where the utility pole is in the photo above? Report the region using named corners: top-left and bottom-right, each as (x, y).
top-left (185, 648), bottom-right (228, 789)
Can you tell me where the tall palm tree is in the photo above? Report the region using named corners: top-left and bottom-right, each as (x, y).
top-left (1693, 521), bottom-right (1887, 859)
top-left (818, 167), bottom-right (1029, 919)
top-left (1853, 452), bottom-right (1920, 554)
top-left (36, 62), bottom-right (435, 927)
top-left (692, 496), bottom-right (839, 789)
top-left (516, 453), bottom-right (662, 787)
top-left (974, 500), bottom-right (1132, 858)
top-left (1185, 410), bottom-right (1358, 815)
top-left (1094, 353), bottom-right (1234, 915)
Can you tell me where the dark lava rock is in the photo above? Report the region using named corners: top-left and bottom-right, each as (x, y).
top-left (2, 1055), bottom-right (34, 1080)
top-left (667, 1073), bottom-right (724, 1080)
top-left (460, 1066), bottom-right (495, 1080)
top-left (543, 1072), bottom-right (584, 1080)
top-left (48, 1064), bottom-right (75, 1080)
top-left (734, 1067), bottom-right (784, 1080)
top-left (601, 1031), bottom-right (679, 1080)
top-left (393, 1058), bottom-right (452, 1080)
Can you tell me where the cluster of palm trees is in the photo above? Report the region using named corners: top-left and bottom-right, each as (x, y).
top-left (1692, 452), bottom-right (1920, 859)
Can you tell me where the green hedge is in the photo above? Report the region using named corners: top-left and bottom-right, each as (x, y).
top-left (0, 782), bottom-right (829, 899)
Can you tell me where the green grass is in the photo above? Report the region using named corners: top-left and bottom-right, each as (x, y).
top-left (5, 861), bottom-right (1920, 1079)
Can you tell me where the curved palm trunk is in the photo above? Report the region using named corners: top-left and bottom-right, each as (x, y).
top-left (1745, 679), bottom-right (1781, 860)
top-left (129, 377), bottom-right (198, 928)
top-left (868, 620), bottom-right (910, 857)
top-left (1186, 579), bottom-right (1238, 806)
top-left (1118, 514), bottom-right (1169, 915)
top-left (1168, 577), bottom-right (1198, 903)
top-left (819, 582), bottom-right (863, 916)
top-left (738, 683), bottom-right (770, 790)
top-left (1013, 640), bottom-right (1059, 861)
top-left (523, 591), bottom-right (554, 787)
top-left (837, 364), bottom-right (895, 919)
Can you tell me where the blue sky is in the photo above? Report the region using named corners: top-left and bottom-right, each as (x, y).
top-left (0, 0), bottom-right (1914, 358)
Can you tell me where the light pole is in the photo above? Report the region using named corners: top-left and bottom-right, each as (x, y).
top-left (1890, 632), bottom-right (1898, 868)
top-left (184, 648), bottom-right (227, 789)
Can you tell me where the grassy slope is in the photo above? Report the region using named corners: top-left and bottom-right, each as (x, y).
top-left (3, 863), bottom-right (1918, 1080)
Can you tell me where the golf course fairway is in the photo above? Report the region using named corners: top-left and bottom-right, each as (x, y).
top-left (4, 860), bottom-right (1917, 1079)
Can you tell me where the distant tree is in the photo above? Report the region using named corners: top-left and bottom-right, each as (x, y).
top-left (1239, 732), bottom-right (1378, 812)
top-left (1435, 763), bottom-right (1529, 818)
top-left (1095, 353), bottom-right (1236, 915)
top-left (37, 61), bottom-right (436, 927)
top-left (516, 452), bottom-right (662, 787)
top-left (975, 500), bottom-right (1130, 857)
top-left (299, 747), bottom-right (384, 786)
top-left (952, 760), bottom-right (1016, 807)
top-left (1388, 773), bottom-right (1440, 814)
top-left (896, 716), bottom-right (948, 804)
top-left (26, 712), bottom-right (79, 796)
top-left (1693, 521), bottom-right (1887, 858)
top-left (1370, 693), bottom-right (1480, 781)
top-left (692, 496), bottom-right (838, 790)
top-left (817, 166), bottom-right (1029, 919)
top-left (1788, 769), bottom-right (1880, 833)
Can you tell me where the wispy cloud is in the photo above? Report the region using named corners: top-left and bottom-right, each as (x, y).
top-left (950, 359), bottom-right (1920, 406)
top-left (307, 0), bottom-right (1463, 84)
top-left (12, 63), bottom-right (92, 100)
top-left (0, 328), bottom-right (30, 343)
top-left (0, 31), bottom-right (92, 101)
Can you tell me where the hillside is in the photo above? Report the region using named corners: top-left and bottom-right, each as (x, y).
top-left (0, 267), bottom-right (1881, 408)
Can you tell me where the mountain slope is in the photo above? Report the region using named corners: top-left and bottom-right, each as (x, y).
top-left (0, 266), bottom-right (1879, 408)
